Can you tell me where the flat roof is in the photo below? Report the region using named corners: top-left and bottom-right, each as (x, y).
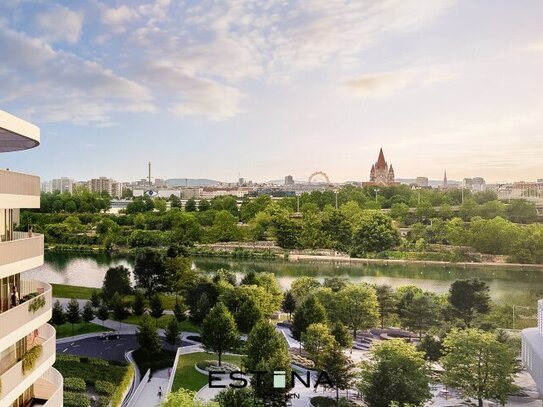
top-left (0, 110), bottom-right (40, 152)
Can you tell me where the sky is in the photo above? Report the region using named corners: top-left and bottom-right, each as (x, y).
top-left (1, 0), bottom-right (543, 184)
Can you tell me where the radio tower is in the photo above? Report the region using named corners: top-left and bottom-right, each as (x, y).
top-left (148, 161), bottom-right (152, 186)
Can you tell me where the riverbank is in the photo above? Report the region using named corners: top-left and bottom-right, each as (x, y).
top-left (288, 253), bottom-right (543, 271)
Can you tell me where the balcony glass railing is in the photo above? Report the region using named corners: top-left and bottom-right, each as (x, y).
top-left (0, 280), bottom-right (51, 341)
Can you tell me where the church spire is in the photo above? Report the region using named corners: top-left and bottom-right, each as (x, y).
top-left (376, 147), bottom-right (386, 169)
top-left (443, 170), bottom-right (448, 187)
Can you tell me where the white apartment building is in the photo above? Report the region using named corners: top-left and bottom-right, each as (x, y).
top-left (522, 299), bottom-right (543, 396)
top-left (0, 110), bottom-right (63, 407)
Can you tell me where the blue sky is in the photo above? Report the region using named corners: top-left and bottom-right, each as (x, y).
top-left (1, 0), bottom-right (542, 183)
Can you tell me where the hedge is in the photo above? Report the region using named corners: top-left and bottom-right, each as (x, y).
top-left (64, 377), bottom-right (87, 392)
top-left (95, 380), bottom-right (115, 396)
top-left (64, 391), bottom-right (90, 407)
top-left (99, 396), bottom-right (111, 407)
top-left (111, 364), bottom-right (134, 407)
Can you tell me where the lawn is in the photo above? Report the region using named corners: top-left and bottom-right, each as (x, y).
top-left (123, 314), bottom-right (201, 333)
top-left (55, 321), bottom-right (111, 339)
top-left (171, 352), bottom-right (243, 392)
top-left (52, 283), bottom-right (99, 299)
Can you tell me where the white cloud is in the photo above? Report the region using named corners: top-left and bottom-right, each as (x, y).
top-left (35, 6), bottom-right (83, 44)
top-left (344, 65), bottom-right (457, 96)
top-left (0, 26), bottom-right (154, 124)
top-left (101, 5), bottom-right (139, 32)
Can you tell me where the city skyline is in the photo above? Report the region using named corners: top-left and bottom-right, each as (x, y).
top-left (1, 1), bottom-right (543, 182)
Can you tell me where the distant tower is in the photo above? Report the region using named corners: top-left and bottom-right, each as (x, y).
top-left (148, 161), bottom-right (152, 186)
top-left (443, 170), bottom-right (448, 188)
top-left (366, 147), bottom-right (396, 186)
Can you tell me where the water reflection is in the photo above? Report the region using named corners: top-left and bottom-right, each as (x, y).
top-left (21, 252), bottom-right (543, 302)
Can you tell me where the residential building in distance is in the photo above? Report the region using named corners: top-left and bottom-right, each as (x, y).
top-left (0, 110), bottom-right (63, 406)
top-left (522, 299), bottom-right (543, 397)
top-left (472, 177), bottom-right (486, 192)
top-left (284, 175), bottom-right (294, 185)
top-left (415, 177), bottom-right (429, 187)
top-left (89, 177), bottom-right (123, 198)
top-left (363, 148), bottom-right (398, 186)
top-left (41, 177), bottom-right (74, 194)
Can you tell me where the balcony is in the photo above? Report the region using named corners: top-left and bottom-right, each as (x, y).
top-left (35, 367), bottom-right (63, 407)
top-left (0, 232), bottom-right (44, 278)
top-left (0, 280), bottom-right (52, 347)
top-left (0, 169), bottom-right (40, 209)
top-left (0, 324), bottom-right (56, 407)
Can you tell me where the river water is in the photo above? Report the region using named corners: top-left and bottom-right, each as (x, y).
top-left (22, 252), bottom-right (543, 303)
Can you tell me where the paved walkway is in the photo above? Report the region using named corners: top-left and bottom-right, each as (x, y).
top-left (131, 368), bottom-right (171, 407)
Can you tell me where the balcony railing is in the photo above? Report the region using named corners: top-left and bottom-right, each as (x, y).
top-left (0, 169), bottom-right (40, 197)
top-left (37, 367), bottom-right (63, 407)
top-left (0, 280), bottom-right (52, 342)
top-left (0, 232), bottom-right (43, 270)
top-left (0, 324), bottom-right (56, 405)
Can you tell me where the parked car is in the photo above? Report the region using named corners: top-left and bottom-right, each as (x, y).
top-left (100, 331), bottom-right (120, 340)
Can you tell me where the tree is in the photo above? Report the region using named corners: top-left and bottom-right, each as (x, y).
top-left (82, 301), bottom-right (94, 323)
top-left (111, 292), bottom-right (129, 327)
top-left (173, 297), bottom-right (188, 322)
top-left (51, 300), bottom-right (66, 326)
top-left (132, 291), bottom-right (147, 316)
top-left (215, 388), bottom-right (263, 407)
top-left (236, 298), bottom-right (263, 334)
top-left (321, 344), bottom-right (356, 404)
top-left (301, 323), bottom-right (336, 368)
top-left (402, 293), bottom-right (440, 339)
top-left (136, 314), bottom-right (162, 359)
top-left (290, 277), bottom-right (321, 302)
top-left (330, 322), bottom-right (352, 349)
top-left (281, 290), bottom-right (296, 320)
top-left (165, 317), bottom-right (181, 345)
top-left (163, 389), bottom-right (218, 407)
top-left (441, 329), bottom-right (517, 407)
top-left (340, 284), bottom-right (379, 339)
top-left (447, 278), bottom-right (491, 327)
top-left (351, 211), bottom-right (400, 256)
top-left (150, 293), bottom-right (165, 318)
top-left (201, 302), bottom-right (238, 366)
top-left (507, 199), bottom-right (537, 224)
top-left (244, 321), bottom-right (292, 400)
top-left (418, 334), bottom-right (442, 362)
top-left (292, 295), bottom-right (327, 340)
top-left (90, 290), bottom-right (101, 308)
top-left (102, 265), bottom-right (132, 300)
top-left (210, 210), bottom-right (242, 242)
top-left (97, 301), bottom-right (109, 326)
top-left (66, 298), bottom-right (81, 335)
top-left (185, 198), bottom-right (197, 212)
top-left (164, 255), bottom-right (192, 294)
top-left (133, 249), bottom-right (166, 298)
top-left (359, 339), bottom-right (431, 407)
top-left (198, 199), bottom-right (211, 212)
top-left (375, 285), bottom-right (396, 329)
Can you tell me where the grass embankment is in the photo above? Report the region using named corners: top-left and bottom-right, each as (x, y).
top-left (172, 352), bottom-right (243, 392)
top-left (54, 354), bottom-right (134, 407)
top-left (52, 283), bottom-right (179, 309)
top-left (55, 322), bottom-right (111, 338)
top-left (132, 348), bottom-right (177, 374)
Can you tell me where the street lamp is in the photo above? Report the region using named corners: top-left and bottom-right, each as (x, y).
top-left (334, 190), bottom-right (339, 210)
top-left (374, 188), bottom-right (380, 203)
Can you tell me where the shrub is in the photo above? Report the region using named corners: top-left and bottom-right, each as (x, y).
top-left (98, 396), bottom-right (111, 407)
top-left (64, 391), bottom-right (90, 407)
top-left (22, 344), bottom-right (43, 374)
top-left (89, 358), bottom-right (109, 366)
top-left (95, 380), bottom-right (115, 395)
top-left (28, 295), bottom-right (46, 313)
top-left (56, 354), bottom-right (80, 362)
top-left (64, 377), bottom-right (87, 392)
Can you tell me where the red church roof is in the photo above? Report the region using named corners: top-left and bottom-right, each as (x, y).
top-left (376, 147), bottom-right (387, 169)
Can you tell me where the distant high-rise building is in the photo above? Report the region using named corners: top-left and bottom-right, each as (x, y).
top-left (472, 177), bottom-right (486, 192)
top-left (52, 177), bottom-right (73, 194)
top-left (285, 175), bottom-right (294, 185)
top-left (363, 148), bottom-right (397, 186)
top-left (415, 177), bottom-right (429, 187)
top-left (238, 177), bottom-right (245, 186)
top-left (155, 178), bottom-right (166, 187)
top-left (463, 178), bottom-right (473, 189)
top-left (90, 177), bottom-right (112, 195)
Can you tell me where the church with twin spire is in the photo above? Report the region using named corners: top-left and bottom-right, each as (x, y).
top-left (363, 148), bottom-right (398, 186)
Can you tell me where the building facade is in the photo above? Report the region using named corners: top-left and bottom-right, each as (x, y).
top-left (0, 110), bottom-right (62, 407)
top-left (363, 148), bottom-right (397, 186)
top-left (522, 299), bottom-right (543, 396)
